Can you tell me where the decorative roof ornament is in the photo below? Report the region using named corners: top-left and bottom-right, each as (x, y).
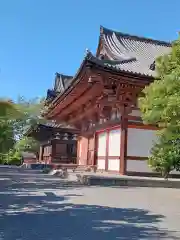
top-left (100, 25), bottom-right (104, 35)
top-left (85, 48), bottom-right (90, 54)
top-left (72, 134), bottom-right (78, 140)
top-left (55, 72), bottom-right (60, 78)
top-left (149, 61), bottom-right (156, 71)
top-left (85, 48), bottom-right (91, 58)
top-left (62, 133), bottom-right (69, 140)
top-left (54, 132), bottom-right (61, 140)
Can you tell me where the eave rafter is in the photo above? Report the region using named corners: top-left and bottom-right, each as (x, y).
top-left (67, 99), bottom-right (99, 124)
top-left (66, 79), bottom-right (143, 129)
top-left (46, 62), bottom-right (149, 130)
top-left (52, 76), bottom-right (103, 122)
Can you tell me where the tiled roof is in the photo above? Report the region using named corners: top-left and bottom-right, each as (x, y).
top-left (54, 73), bottom-right (73, 93)
top-left (41, 122), bottom-right (74, 129)
top-left (46, 73), bottom-right (73, 102)
top-left (95, 26), bottom-right (172, 77)
top-left (25, 121), bottom-right (77, 136)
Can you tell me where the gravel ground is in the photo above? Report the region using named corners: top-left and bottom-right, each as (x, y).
top-left (0, 166), bottom-right (180, 240)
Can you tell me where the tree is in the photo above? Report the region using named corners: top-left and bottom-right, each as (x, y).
top-left (0, 120), bottom-right (15, 164)
top-left (7, 96), bottom-right (46, 165)
top-left (12, 96), bottom-right (46, 140)
top-left (0, 99), bottom-right (23, 163)
top-left (0, 120), bottom-right (14, 153)
top-left (149, 128), bottom-right (180, 178)
top-left (14, 136), bottom-right (40, 158)
top-left (0, 96), bottom-right (45, 165)
top-left (139, 36), bottom-right (180, 127)
top-left (0, 100), bottom-right (22, 119)
top-left (139, 35), bottom-right (180, 177)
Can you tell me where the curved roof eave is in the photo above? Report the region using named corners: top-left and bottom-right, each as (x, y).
top-left (86, 52), bottom-right (154, 81)
top-left (95, 26), bottom-right (171, 78)
top-left (52, 59), bottom-right (87, 105)
top-left (44, 57), bottom-right (90, 117)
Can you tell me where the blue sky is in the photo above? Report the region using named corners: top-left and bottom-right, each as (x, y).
top-left (0, 0), bottom-right (179, 100)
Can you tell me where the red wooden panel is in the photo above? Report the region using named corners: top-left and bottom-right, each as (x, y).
top-left (78, 137), bottom-right (88, 165)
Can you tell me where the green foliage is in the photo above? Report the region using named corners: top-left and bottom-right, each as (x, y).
top-left (0, 96), bottom-right (45, 166)
top-left (0, 149), bottom-right (22, 165)
top-left (0, 100), bottom-right (23, 119)
top-left (14, 136), bottom-right (39, 157)
top-left (139, 36), bottom-right (180, 127)
top-left (12, 96), bottom-right (46, 139)
top-left (139, 35), bottom-right (180, 177)
top-left (149, 128), bottom-right (180, 178)
top-left (0, 119), bottom-right (15, 154)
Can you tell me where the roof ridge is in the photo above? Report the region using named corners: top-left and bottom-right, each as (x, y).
top-left (55, 72), bottom-right (73, 79)
top-left (100, 26), bottom-right (171, 46)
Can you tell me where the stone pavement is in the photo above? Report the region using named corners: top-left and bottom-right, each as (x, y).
top-left (0, 166), bottom-right (180, 239)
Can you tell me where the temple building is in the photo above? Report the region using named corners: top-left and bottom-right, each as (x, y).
top-left (26, 122), bottom-right (78, 164)
top-left (43, 26), bottom-right (172, 175)
top-left (26, 73), bottom-right (78, 165)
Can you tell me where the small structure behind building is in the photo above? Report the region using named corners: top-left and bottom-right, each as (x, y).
top-left (26, 122), bottom-right (78, 165)
top-left (22, 152), bottom-right (37, 164)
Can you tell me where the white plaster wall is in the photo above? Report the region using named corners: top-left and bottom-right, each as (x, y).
top-left (127, 128), bottom-right (157, 157)
top-left (127, 159), bottom-right (153, 173)
top-left (117, 111), bottom-right (121, 119)
top-left (110, 110), bottom-right (121, 120)
top-left (108, 159), bottom-right (120, 171)
top-left (97, 132), bottom-right (107, 157)
top-left (129, 109), bottom-right (141, 117)
top-left (97, 159), bottom-right (105, 170)
top-left (171, 169), bottom-right (180, 174)
top-left (127, 159), bottom-right (180, 174)
top-left (108, 128), bottom-right (121, 156)
top-left (110, 110), bottom-right (117, 120)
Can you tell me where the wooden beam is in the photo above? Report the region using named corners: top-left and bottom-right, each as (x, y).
top-left (53, 77), bottom-right (103, 120)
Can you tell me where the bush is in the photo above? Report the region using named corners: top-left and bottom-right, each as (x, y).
top-left (148, 133), bottom-right (180, 178)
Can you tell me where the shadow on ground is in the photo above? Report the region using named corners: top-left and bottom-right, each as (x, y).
top-left (0, 167), bottom-right (82, 191)
top-left (0, 191), bottom-right (177, 239)
top-left (0, 166), bottom-right (178, 239)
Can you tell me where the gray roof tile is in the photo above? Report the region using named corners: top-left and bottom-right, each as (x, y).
top-left (96, 26), bottom-right (172, 77)
top-left (42, 122), bottom-right (74, 129)
top-left (46, 73), bottom-right (73, 103)
top-left (54, 73), bottom-right (73, 93)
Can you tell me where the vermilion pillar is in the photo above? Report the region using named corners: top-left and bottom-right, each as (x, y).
top-left (120, 107), bottom-right (128, 175)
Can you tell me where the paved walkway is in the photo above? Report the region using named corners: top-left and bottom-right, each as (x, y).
top-left (0, 166), bottom-right (180, 239)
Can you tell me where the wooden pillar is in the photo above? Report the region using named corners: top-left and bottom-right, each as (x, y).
top-left (77, 137), bottom-right (81, 165)
top-left (49, 143), bottom-right (52, 163)
top-left (39, 145), bottom-right (43, 162)
top-left (93, 134), bottom-right (98, 166)
top-left (78, 136), bottom-right (88, 165)
top-left (105, 131), bottom-right (109, 171)
top-left (120, 107), bottom-right (128, 175)
top-left (51, 140), bottom-right (56, 161)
